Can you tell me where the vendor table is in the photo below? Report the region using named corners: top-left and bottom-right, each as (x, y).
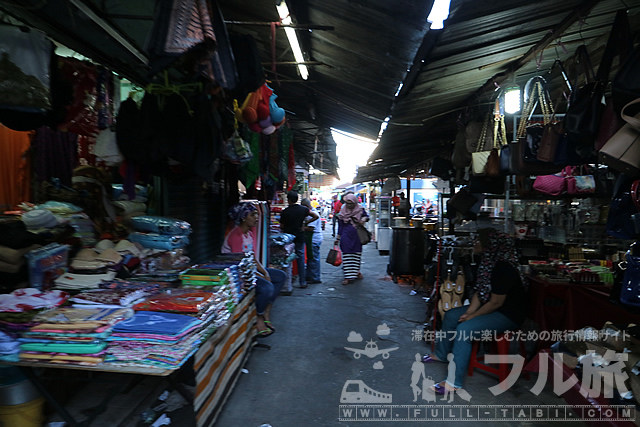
top-left (1, 291), bottom-right (258, 427)
top-left (527, 277), bottom-right (640, 346)
top-left (525, 350), bottom-right (636, 427)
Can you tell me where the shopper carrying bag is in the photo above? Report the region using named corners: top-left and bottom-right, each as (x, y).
top-left (334, 193), bottom-right (369, 285)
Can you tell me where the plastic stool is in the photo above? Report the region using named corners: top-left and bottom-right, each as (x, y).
top-left (467, 332), bottom-right (529, 386)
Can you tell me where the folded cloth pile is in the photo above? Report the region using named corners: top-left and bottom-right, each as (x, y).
top-left (0, 219), bottom-right (46, 287)
top-left (19, 307), bottom-right (133, 366)
top-left (128, 216), bottom-right (191, 251)
top-left (0, 331), bottom-right (20, 361)
top-left (105, 311), bottom-right (203, 369)
top-left (70, 288), bottom-right (158, 309)
top-left (0, 288), bottom-right (69, 313)
top-left (54, 271), bottom-right (117, 291)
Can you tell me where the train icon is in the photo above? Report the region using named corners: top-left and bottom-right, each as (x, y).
top-left (340, 380), bottom-right (393, 403)
top-left (344, 340), bottom-right (398, 359)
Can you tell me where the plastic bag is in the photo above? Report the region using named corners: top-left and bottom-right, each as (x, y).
top-left (326, 245), bottom-right (342, 266)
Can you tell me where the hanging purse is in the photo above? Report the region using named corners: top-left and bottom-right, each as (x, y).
top-left (566, 165), bottom-right (596, 195)
top-left (599, 98), bottom-right (640, 177)
top-left (485, 98), bottom-right (507, 177)
top-left (564, 11), bottom-right (631, 160)
top-left (471, 113), bottom-right (493, 176)
top-left (510, 77), bottom-right (564, 175)
top-left (606, 175), bottom-right (640, 239)
top-left (533, 167), bottom-right (569, 196)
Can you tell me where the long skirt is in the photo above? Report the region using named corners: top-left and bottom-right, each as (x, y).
top-left (342, 252), bottom-right (362, 280)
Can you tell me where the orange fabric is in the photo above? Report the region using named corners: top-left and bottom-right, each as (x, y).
top-left (0, 125), bottom-right (31, 211)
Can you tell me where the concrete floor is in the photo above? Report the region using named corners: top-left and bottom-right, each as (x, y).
top-left (215, 227), bottom-right (584, 427)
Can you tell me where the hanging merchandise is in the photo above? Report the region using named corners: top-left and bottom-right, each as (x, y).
top-left (0, 25), bottom-right (53, 131)
top-left (57, 57), bottom-right (99, 138)
top-left (564, 11), bottom-right (631, 161)
top-left (605, 175), bottom-right (639, 239)
top-left (566, 166), bottom-right (596, 195)
top-left (237, 84), bottom-right (286, 135)
top-left (533, 167), bottom-right (569, 196)
top-left (509, 76), bottom-right (563, 175)
top-left (0, 27), bottom-right (52, 111)
top-left (599, 98), bottom-right (640, 177)
top-left (470, 113), bottom-right (494, 176)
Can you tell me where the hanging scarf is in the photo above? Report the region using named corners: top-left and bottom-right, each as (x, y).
top-left (338, 193), bottom-right (364, 224)
top-left (474, 228), bottom-right (527, 304)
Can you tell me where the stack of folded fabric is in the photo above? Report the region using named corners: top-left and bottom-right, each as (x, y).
top-left (70, 287), bottom-right (157, 308)
top-left (128, 216), bottom-right (191, 251)
top-left (105, 311), bottom-right (203, 369)
top-left (19, 306), bottom-right (133, 366)
top-left (53, 271), bottom-right (117, 291)
top-left (0, 289), bottom-right (69, 360)
top-left (0, 219), bottom-right (46, 287)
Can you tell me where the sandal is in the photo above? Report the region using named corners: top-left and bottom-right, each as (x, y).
top-left (342, 279), bottom-right (352, 285)
top-left (257, 329), bottom-right (274, 338)
top-left (264, 321), bottom-right (275, 332)
top-left (421, 354), bottom-right (442, 363)
top-left (431, 381), bottom-right (458, 395)
top-left (357, 273), bottom-right (364, 280)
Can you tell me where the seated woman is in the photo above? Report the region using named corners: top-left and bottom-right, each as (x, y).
top-left (222, 202), bottom-right (286, 337)
top-left (423, 228), bottom-right (527, 394)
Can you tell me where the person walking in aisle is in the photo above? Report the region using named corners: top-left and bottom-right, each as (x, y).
top-left (301, 198), bottom-right (323, 284)
top-left (334, 193), bottom-right (369, 285)
top-left (281, 191), bottom-right (319, 288)
top-left (422, 228), bottom-right (527, 394)
top-left (222, 202), bottom-right (286, 337)
top-left (331, 194), bottom-right (342, 237)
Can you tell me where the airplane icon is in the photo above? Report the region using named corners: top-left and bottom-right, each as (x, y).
top-left (344, 340), bottom-right (399, 359)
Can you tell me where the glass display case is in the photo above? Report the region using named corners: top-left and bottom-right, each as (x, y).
top-left (375, 196), bottom-right (392, 253)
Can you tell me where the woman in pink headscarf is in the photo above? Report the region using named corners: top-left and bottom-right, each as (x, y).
top-left (334, 193), bottom-right (369, 285)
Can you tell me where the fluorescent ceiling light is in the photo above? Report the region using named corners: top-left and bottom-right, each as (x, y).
top-left (427, 0), bottom-right (451, 30)
top-left (276, 1), bottom-right (309, 80)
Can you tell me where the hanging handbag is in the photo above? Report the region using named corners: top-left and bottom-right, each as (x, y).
top-left (510, 77), bottom-right (563, 175)
top-left (564, 11), bottom-right (631, 159)
top-left (566, 165), bottom-right (596, 195)
top-left (533, 167), bottom-right (569, 196)
top-left (471, 113), bottom-right (493, 176)
top-left (447, 187), bottom-right (479, 216)
top-left (599, 98), bottom-right (640, 177)
top-left (606, 175), bottom-right (640, 239)
top-left (485, 98), bottom-right (507, 177)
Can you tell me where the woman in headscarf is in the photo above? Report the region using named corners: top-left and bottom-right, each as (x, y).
top-left (422, 228), bottom-right (528, 394)
top-left (334, 193), bottom-right (369, 285)
top-left (222, 202), bottom-right (286, 337)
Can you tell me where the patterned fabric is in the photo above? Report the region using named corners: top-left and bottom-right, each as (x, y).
top-left (342, 253), bottom-right (362, 280)
top-left (228, 202), bottom-right (257, 225)
top-left (474, 229), bottom-right (526, 304)
top-left (338, 194), bottom-right (364, 223)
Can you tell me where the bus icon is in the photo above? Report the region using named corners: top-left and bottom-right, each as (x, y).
top-left (340, 380), bottom-right (392, 403)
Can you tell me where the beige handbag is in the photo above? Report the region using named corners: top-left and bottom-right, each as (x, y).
top-left (599, 98), bottom-right (640, 177)
top-left (472, 105), bottom-right (504, 176)
top-left (471, 113), bottom-right (492, 176)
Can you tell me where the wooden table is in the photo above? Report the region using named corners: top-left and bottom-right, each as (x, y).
top-left (1, 291), bottom-right (258, 427)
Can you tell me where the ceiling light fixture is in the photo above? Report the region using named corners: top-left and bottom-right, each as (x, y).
top-left (504, 75), bottom-right (521, 114)
top-left (427, 0), bottom-right (451, 30)
top-left (276, 1), bottom-right (309, 80)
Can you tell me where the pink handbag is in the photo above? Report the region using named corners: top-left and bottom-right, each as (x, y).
top-left (533, 167), bottom-right (571, 196)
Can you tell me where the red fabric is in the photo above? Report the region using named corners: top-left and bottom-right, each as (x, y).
top-left (133, 290), bottom-right (215, 313)
top-left (57, 58), bottom-right (99, 138)
top-left (332, 200), bottom-right (342, 214)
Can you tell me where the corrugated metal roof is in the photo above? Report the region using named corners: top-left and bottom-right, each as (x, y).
top-left (2, 0), bottom-right (639, 182)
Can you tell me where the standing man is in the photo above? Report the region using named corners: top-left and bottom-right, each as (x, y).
top-left (331, 194), bottom-right (342, 237)
top-left (281, 191), bottom-right (319, 288)
top-left (301, 198), bottom-right (323, 284)
top-left (398, 192), bottom-right (411, 218)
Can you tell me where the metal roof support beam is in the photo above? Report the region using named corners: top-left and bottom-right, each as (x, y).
top-left (69, 0), bottom-right (148, 65)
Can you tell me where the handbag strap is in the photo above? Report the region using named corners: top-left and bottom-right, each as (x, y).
top-left (571, 45), bottom-right (596, 87)
top-left (632, 180), bottom-right (640, 211)
top-left (621, 98), bottom-right (640, 130)
top-left (517, 78), bottom-right (554, 137)
top-left (476, 112), bottom-right (491, 152)
top-left (493, 98), bottom-right (507, 147)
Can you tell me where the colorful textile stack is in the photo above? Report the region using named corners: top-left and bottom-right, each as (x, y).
top-left (19, 307), bottom-right (133, 366)
top-left (269, 233), bottom-right (296, 267)
top-left (105, 286), bottom-right (233, 369)
top-left (128, 216), bottom-right (191, 250)
top-left (0, 289), bottom-right (70, 361)
top-left (54, 271), bottom-right (117, 291)
top-left (105, 311), bottom-right (203, 369)
top-left (70, 287), bottom-right (157, 309)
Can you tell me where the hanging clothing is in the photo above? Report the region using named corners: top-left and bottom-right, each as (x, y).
top-left (31, 126), bottom-right (78, 187)
top-left (0, 125), bottom-right (32, 211)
